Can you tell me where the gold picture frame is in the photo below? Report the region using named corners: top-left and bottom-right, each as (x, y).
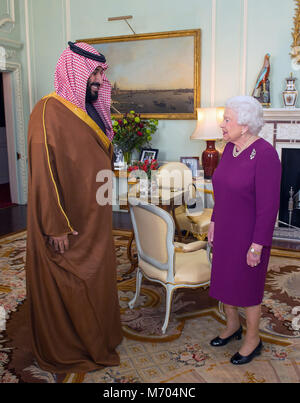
top-left (78, 29), bottom-right (201, 120)
top-left (291, 0), bottom-right (300, 65)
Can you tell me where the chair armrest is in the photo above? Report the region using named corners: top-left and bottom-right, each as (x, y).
top-left (174, 240), bottom-right (207, 253)
top-left (186, 208), bottom-right (213, 223)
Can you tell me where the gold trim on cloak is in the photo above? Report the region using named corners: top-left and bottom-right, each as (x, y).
top-left (42, 97), bottom-right (75, 234)
top-left (41, 92), bottom-right (112, 235)
top-left (43, 92), bottom-right (111, 151)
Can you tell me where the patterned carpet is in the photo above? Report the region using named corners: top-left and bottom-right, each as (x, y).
top-left (0, 231), bottom-right (300, 383)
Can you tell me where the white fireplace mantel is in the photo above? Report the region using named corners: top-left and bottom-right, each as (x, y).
top-left (260, 108), bottom-right (300, 160)
top-left (263, 108), bottom-right (300, 122)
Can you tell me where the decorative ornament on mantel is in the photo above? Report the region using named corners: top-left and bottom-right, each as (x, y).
top-left (283, 73), bottom-right (298, 109)
top-left (252, 53), bottom-right (271, 108)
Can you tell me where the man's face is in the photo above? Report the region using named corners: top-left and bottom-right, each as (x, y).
top-left (86, 66), bottom-right (104, 102)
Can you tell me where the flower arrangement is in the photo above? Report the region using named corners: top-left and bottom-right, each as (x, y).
top-left (112, 111), bottom-right (158, 162)
top-left (128, 159), bottom-right (159, 180)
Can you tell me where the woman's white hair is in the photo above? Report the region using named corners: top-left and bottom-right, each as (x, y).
top-left (225, 95), bottom-right (264, 135)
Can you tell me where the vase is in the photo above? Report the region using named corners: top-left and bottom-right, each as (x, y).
top-left (283, 73), bottom-right (298, 109)
top-left (201, 140), bottom-right (219, 180)
top-left (123, 151), bottom-right (132, 165)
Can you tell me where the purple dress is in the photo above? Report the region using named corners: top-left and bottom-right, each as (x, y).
top-left (209, 138), bottom-right (281, 307)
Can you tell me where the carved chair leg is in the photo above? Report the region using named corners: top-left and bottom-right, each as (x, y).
top-left (125, 232), bottom-right (138, 275)
top-left (183, 231), bottom-right (190, 239)
top-left (162, 284), bottom-right (175, 334)
top-left (128, 267), bottom-right (143, 309)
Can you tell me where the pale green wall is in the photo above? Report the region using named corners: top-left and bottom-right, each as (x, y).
top-left (0, 0), bottom-right (22, 41)
top-left (20, 0), bottom-right (297, 162)
top-left (23, 0), bottom-right (69, 105)
top-left (246, 0), bottom-right (295, 106)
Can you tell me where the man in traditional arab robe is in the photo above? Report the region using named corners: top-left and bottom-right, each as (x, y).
top-left (26, 42), bottom-right (123, 373)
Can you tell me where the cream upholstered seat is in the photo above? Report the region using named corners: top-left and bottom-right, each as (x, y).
top-left (156, 162), bottom-right (213, 239)
top-left (156, 161), bottom-right (192, 191)
top-left (128, 198), bottom-right (211, 334)
top-left (176, 207), bottom-right (213, 238)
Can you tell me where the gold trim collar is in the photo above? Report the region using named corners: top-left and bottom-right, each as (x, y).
top-left (43, 92), bottom-right (111, 151)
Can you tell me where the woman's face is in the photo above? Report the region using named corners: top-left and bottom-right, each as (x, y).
top-left (220, 108), bottom-right (247, 142)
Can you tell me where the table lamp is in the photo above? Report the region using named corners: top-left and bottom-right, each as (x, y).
top-left (190, 107), bottom-right (224, 179)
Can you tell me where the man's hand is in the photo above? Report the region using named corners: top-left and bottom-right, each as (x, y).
top-left (48, 231), bottom-right (78, 254)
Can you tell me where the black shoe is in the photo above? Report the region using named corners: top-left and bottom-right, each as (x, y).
top-left (210, 326), bottom-right (243, 347)
top-left (230, 339), bottom-right (263, 365)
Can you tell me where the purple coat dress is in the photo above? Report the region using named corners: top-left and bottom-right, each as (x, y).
top-left (209, 138), bottom-right (281, 307)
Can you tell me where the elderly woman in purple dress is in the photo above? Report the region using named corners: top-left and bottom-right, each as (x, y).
top-left (208, 96), bottom-right (281, 365)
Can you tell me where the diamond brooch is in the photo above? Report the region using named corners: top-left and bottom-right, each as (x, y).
top-left (250, 149), bottom-right (256, 160)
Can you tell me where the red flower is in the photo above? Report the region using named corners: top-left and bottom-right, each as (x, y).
top-left (137, 131), bottom-right (143, 136)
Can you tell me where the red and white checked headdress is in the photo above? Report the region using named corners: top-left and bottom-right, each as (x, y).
top-left (54, 42), bottom-right (114, 140)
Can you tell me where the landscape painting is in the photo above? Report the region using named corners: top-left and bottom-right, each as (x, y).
top-left (79, 30), bottom-right (201, 119)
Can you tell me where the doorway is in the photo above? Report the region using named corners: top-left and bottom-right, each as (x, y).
top-left (0, 72), bottom-right (14, 208)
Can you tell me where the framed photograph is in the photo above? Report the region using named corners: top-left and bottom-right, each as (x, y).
top-left (78, 29), bottom-right (201, 119)
top-left (140, 148), bottom-right (159, 162)
top-left (113, 146), bottom-right (124, 168)
top-left (180, 157), bottom-right (200, 178)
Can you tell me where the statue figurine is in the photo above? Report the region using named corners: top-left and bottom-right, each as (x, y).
top-left (252, 53), bottom-right (271, 107)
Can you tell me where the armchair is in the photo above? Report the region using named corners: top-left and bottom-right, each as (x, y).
top-left (157, 162), bottom-right (214, 240)
top-left (128, 198), bottom-right (211, 334)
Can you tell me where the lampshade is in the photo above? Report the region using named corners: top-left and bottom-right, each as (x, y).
top-left (191, 107), bottom-right (224, 140)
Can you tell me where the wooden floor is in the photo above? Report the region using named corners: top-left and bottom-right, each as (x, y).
top-left (0, 205), bottom-right (27, 237)
top-left (0, 205), bottom-right (132, 237)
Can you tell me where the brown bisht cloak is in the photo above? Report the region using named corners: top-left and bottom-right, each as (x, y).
top-left (26, 93), bottom-right (123, 373)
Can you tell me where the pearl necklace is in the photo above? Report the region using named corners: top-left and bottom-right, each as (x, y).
top-left (232, 136), bottom-right (255, 158)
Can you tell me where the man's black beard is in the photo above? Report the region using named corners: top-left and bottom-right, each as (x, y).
top-left (86, 83), bottom-right (99, 103)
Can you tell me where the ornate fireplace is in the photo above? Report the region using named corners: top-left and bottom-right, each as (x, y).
top-left (260, 109), bottom-right (300, 250)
